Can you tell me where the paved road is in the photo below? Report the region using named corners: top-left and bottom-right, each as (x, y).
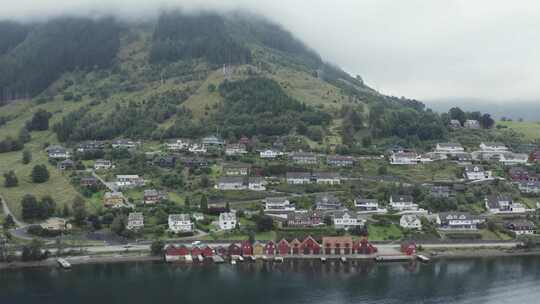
top-left (0, 194), bottom-right (26, 228)
top-left (57, 241), bottom-right (520, 256)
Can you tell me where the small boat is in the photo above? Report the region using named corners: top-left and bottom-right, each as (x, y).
top-left (340, 257), bottom-right (347, 263)
top-left (274, 256), bottom-right (284, 263)
top-left (184, 255), bottom-right (193, 263)
top-left (197, 255), bottom-right (204, 262)
top-left (320, 257), bottom-right (327, 263)
top-left (417, 255), bottom-right (430, 263)
top-left (57, 258), bottom-right (71, 269)
top-left (238, 256), bottom-right (244, 262)
top-left (231, 260), bottom-right (237, 265)
top-left (249, 256), bottom-right (256, 262)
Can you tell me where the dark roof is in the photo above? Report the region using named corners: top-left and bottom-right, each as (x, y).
top-left (218, 176), bottom-right (245, 184)
top-left (391, 195), bottom-right (413, 202)
top-left (286, 172), bottom-right (311, 179)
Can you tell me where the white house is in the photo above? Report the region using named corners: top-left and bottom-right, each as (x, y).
top-left (94, 159), bottom-right (113, 170)
top-left (355, 197), bottom-right (387, 214)
top-left (389, 195), bottom-right (419, 211)
top-left (400, 214), bottom-right (422, 229)
top-left (333, 211), bottom-right (366, 230)
top-left (390, 152), bottom-right (419, 165)
top-left (480, 142), bottom-right (509, 152)
top-left (248, 177), bottom-right (266, 191)
top-left (485, 195), bottom-right (526, 214)
top-left (264, 197), bottom-right (295, 212)
top-left (116, 175), bottom-right (145, 188)
top-left (127, 212), bottom-right (144, 230)
top-left (218, 212), bottom-right (237, 230)
top-left (166, 139), bottom-right (190, 151)
top-left (286, 172), bottom-right (312, 184)
top-left (435, 143), bottom-right (465, 155)
top-left (47, 145), bottom-right (71, 160)
top-left (505, 221), bottom-right (535, 235)
top-left (225, 144), bottom-right (247, 156)
top-left (438, 212), bottom-right (484, 230)
top-left (312, 172), bottom-right (341, 185)
top-left (260, 149), bottom-right (281, 159)
top-left (518, 181), bottom-right (540, 194)
top-left (216, 176), bottom-right (246, 190)
top-left (464, 165), bottom-right (492, 181)
top-left (168, 214), bottom-right (193, 233)
top-left (464, 120), bottom-right (480, 129)
top-left (188, 143), bottom-right (207, 154)
top-left (500, 152), bottom-right (529, 166)
top-left (112, 139), bottom-right (140, 149)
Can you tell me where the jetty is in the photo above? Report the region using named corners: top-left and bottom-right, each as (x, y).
top-left (212, 256), bottom-right (225, 264)
top-left (376, 255), bottom-right (413, 262)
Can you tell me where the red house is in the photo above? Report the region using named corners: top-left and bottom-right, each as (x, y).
top-left (322, 237), bottom-right (353, 255)
top-left (202, 246), bottom-right (214, 257)
top-left (228, 243), bottom-right (242, 256)
top-left (191, 246), bottom-right (203, 257)
top-left (241, 241), bottom-right (253, 256)
top-left (355, 238), bottom-right (377, 255)
top-left (300, 236), bottom-right (321, 255)
top-left (401, 242), bottom-right (417, 256)
top-left (165, 245), bottom-right (190, 262)
top-left (277, 239), bottom-right (290, 255)
top-left (264, 241), bottom-right (276, 255)
top-left (290, 239), bottom-right (302, 255)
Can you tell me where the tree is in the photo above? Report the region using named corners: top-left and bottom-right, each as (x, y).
top-left (151, 240), bottom-right (165, 256)
top-left (449, 107), bottom-right (466, 125)
top-left (3, 215), bottom-right (15, 229)
top-left (480, 113), bottom-right (495, 129)
top-left (3, 170), bottom-right (18, 187)
top-left (26, 109), bottom-right (52, 131)
top-left (184, 196), bottom-right (191, 209)
top-left (255, 215), bottom-right (273, 232)
top-left (21, 238), bottom-right (46, 261)
top-left (111, 214), bottom-right (127, 235)
top-left (225, 202), bottom-right (231, 212)
top-left (22, 149), bottom-right (32, 164)
top-left (39, 195), bottom-right (56, 219)
top-left (72, 196), bottom-right (87, 225)
top-left (31, 164), bottom-right (49, 183)
top-left (21, 194), bottom-right (39, 220)
top-left (18, 128), bottom-right (31, 143)
top-left (200, 194), bottom-right (208, 213)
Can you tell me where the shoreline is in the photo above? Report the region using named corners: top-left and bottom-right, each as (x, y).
top-left (3, 248), bottom-right (540, 270)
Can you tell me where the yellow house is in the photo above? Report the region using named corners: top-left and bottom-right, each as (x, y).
top-left (253, 242), bottom-right (265, 256)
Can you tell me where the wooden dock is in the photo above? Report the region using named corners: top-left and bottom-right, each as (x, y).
top-left (375, 255), bottom-right (414, 262)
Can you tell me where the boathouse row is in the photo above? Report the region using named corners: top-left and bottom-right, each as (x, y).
top-left (165, 236), bottom-right (378, 259)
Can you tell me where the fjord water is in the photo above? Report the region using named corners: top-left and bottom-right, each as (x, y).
top-left (2, 257), bottom-right (540, 304)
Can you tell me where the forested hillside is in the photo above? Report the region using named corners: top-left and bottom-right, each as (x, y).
top-left (0, 10), bottom-right (486, 152)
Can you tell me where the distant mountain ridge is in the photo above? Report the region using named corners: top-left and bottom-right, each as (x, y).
top-left (427, 98), bottom-right (540, 122)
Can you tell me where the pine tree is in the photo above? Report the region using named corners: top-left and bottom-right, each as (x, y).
top-left (200, 194), bottom-right (208, 213)
top-left (31, 165), bottom-right (49, 183)
top-left (3, 171), bottom-right (18, 187)
top-left (22, 149), bottom-right (32, 164)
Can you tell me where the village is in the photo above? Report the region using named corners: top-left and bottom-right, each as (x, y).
top-left (0, 117), bottom-right (535, 263)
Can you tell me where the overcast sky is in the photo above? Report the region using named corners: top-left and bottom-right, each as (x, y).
top-left (2, 0), bottom-right (540, 102)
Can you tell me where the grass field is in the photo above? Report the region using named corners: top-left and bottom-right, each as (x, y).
top-left (497, 121), bottom-right (540, 141)
top-left (0, 131), bottom-right (80, 220)
top-left (368, 224), bottom-right (403, 241)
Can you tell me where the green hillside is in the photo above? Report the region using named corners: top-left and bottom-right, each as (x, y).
top-left (0, 11), bottom-right (501, 219)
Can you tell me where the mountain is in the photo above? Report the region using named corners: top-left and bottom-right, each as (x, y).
top-left (0, 10), bottom-right (447, 152)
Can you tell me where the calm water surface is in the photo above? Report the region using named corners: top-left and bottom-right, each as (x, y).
top-left (1, 256), bottom-right (540, 304)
